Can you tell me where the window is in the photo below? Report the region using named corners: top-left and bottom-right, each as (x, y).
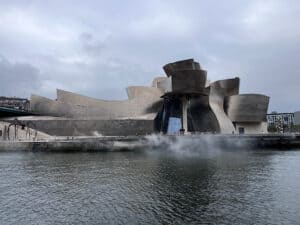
top-left (238, 127), bottom-right (245, 134)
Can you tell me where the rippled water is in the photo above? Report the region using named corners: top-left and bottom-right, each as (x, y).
top-left (1, 149), bottom-right (300, 224)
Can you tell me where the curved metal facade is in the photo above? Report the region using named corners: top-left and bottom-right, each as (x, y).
top-left (163, 59), bottom-right (201, 77)
top-left (162, 59), bottom-right (207, 95)
top-left (126, 86), bottom-right (163, 100)
top-left (210, 78), bottom-right (240, 96)
top-left (207, 78), bottom-right (240, 134)
top-left (152, 77), bottom-right (167, 88)
top-left (171, 70), bottom-right (207, 94)
top-left (188, 96), bottom-right (220, 133)
top-left (224, 94), bottom-right (270, 122)
top-left (31, 87), bottom-right (163, 120)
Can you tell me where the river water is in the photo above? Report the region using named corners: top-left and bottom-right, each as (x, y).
top-left (0, 148), bottom-right (300, 224)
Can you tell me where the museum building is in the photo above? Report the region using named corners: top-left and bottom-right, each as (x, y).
top-left (2, 59), bottom-right (270, 136)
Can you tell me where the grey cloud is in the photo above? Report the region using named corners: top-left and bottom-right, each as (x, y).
top-left (0, 56), bottom-right (41, 98)
top-left (79, 32), bottom-right (108, 57)
top-left (0, 0), bottom-right (299, 112)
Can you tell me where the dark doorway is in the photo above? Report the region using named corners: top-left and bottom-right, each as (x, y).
top-left (238, 127), bottom-right (245, 134)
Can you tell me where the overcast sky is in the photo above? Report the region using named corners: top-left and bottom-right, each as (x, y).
top-left (0, 0), bottom-right (299, 112)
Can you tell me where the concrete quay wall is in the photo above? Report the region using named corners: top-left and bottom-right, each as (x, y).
top-left (1, 134), bottom-right (300, 152)
top-left (0, 138), bottom-right (142, 152)
top-left (16, 119), bottom-right (155, 136)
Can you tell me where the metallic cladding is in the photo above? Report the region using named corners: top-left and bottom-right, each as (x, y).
top-left (224, 94), bottom-right (270, 122)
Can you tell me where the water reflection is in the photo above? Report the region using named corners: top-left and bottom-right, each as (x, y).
top-left (0, 150), bottom-right (300, 224)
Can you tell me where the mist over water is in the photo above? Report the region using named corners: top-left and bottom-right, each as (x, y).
top-left (144, 134), bottom-right (249, 158)
top-left (1, 149), bottom-right (300, 224)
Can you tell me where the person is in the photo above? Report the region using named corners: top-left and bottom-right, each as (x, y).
top-left (179, 128), bottom-right (185, 135)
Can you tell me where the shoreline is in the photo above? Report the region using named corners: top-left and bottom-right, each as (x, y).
top-left (1, 133), bottom-right (300, 152)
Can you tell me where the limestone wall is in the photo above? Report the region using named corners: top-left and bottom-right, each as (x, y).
top-left (235, 122), bottom-right (268, 134)
top-left (126, 86), bottom-right (163, 100)
top-left (13, 118), bottom-right (155, 136)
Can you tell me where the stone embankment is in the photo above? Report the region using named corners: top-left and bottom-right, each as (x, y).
top-left (0, 132), bottom-right (300, 152)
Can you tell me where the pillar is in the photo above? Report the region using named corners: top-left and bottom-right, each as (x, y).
top-left (181, 97), bottom-right (188, 133)
top-left (3, 125), bottom-right (7, 141)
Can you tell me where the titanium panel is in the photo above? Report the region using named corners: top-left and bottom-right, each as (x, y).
top-left (224, 94), bottom-right (270, 122)
top-left (163, 59), bottom-right (201, 77)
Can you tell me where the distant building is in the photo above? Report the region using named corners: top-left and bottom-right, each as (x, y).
top-left (267, 112), bottom-right (298, 133)
top-left (0, 97), bottom-right (30, 111)
top-left (267, 112), bottom-right (294, 126)
top-left (294, 111), bottom-right (300, 125)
